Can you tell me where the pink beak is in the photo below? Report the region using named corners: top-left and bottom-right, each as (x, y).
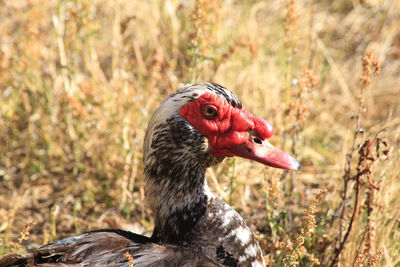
top-left (227, 132), bottom-right (300, 171)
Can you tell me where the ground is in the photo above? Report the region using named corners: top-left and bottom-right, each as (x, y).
top-left (1, 0), bottom-right (400, 266)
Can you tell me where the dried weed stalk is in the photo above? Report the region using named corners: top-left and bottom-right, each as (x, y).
top-left (7, 220), bottom-right (36, 253)
top-left (286, 68), bottom-right (317, 138)
top-left (188, 0), bottom-right (222, 81)
top-left (266, 176), bottom-right (280, 204)
top-left (282, 69), bottom-right (317, 207)
top-left (13, 220), bottom-right (36, 251)
top-left (263, 170), bottom-right (281, 220)
top-left (123, 251), bottom-right (135, 266)
top-left (331, 51), bottom-right (383, 266)
top-left (283, 189), bottom-right (327, 267)
top-left (284, 0), bottom-right (298, 49)
top-left (351, 138), bottom-right (389, 267)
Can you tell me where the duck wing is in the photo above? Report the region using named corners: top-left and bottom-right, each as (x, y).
top-left (0, 229), bottom-right (219, 267)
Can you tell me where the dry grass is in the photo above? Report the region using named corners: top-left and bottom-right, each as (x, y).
top-left (1, 0), bottom-right (400, 266)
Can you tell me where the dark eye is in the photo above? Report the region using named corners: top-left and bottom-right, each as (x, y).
top-left (203, 105), bottom-right (218, 119)
top-left (253, 137), bottom-right (262, 144)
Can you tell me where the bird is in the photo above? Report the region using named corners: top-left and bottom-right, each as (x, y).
top-left (1, 82), bottom-right (300, 267)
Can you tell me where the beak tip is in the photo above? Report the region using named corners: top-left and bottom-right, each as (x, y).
top-left (294, 162), bottom-right (301, 171)
top-left (289, 157), bottom-right (301, 171)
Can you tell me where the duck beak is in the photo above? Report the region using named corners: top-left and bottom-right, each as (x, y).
top-left (227, 133), bottom-right (300, 171)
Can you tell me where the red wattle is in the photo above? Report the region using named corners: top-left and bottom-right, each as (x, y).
top-left (253, 117), bottom-right (273, 139)
top-left (180, 93), bottom-right (274, 157)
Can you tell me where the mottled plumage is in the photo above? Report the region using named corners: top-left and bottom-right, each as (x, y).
top-left (1, 83), bottom-right (300, 267)
top-left (1, 230), bottom-right (218, 267)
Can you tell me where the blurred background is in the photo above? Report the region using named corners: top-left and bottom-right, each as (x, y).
top-left (1, 0), bottom-right (399, 266)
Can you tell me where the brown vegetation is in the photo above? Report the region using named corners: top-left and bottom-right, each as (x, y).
top-left (1, 0), bottom-right (399, 266)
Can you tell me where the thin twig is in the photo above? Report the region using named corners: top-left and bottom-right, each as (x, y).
top-left (330, 51), bottom-right (381, 267)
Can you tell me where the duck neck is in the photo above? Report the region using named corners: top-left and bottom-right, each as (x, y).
top-left (145, 167), bottom-right (210, 243)
top-left (143, 116), bottom-right (219, 242)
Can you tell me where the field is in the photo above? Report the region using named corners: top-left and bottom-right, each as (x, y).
top-left (1, 0), bottom-right (400, 266)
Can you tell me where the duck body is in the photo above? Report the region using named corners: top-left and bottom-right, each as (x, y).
top-left (2, 229), bottom-right (219, 266)
top-left (1, 83), bottom-right (299, 267)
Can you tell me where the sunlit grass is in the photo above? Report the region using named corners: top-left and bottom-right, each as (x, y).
top-left (1, 0), bottom-right (399, 266)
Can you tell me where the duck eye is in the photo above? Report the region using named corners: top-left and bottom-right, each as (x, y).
top-left (203, 105), bottom-right (218, 119)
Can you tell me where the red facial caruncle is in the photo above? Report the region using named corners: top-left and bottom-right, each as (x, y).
top-left (180, 93), bottom-right (300, 171)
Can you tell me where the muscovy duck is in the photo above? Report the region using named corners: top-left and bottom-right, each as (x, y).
top-left (1, 83), bottom-right (300, 267)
